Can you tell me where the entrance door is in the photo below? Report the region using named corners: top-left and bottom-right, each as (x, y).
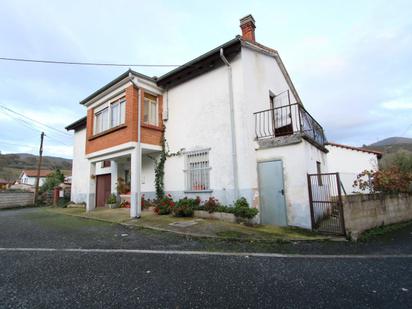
top-left (96, 174), bottom-right (111, 207)
top-left (258, 160), bottom-right (287, 226)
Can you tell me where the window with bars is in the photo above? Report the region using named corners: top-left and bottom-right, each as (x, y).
top-left (184, 149), bottom-right (211, 192)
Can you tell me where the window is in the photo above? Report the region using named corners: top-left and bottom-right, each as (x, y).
top-left (94, 97), bottom-right (126, 134)
top-left (143, 94), bottom-right (158, 126)
top-left (94, 107), bottom-right (109, 134)
top-left (184, 149), bottom-right (211, 191)
top-left (102, 160), bottom-right (111, 168)
top-left (111, 99), bottom-right (126, 127)
top-left (316, 161), bottom-right (322, 186)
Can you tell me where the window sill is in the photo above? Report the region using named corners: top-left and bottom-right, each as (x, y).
top-left (184, 190), bottom-right (213, 194)
top-left (141, 123), bottom-right (163, 132)
top-left (88, 124), bottom-right (127, 141)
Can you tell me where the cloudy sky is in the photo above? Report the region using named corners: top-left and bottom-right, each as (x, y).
top-left (0, 0), bottom-right (411, 158)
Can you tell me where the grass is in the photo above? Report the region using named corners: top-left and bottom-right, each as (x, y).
top-left (358, 220), bottom-right (412, 241)
top-left (47, 207), bottom-right (333, 242)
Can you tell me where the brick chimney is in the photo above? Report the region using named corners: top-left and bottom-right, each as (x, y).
top-left (240, 14), bottom-right (256, 42)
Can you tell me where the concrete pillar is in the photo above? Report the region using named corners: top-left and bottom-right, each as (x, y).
top-left (86, 161), bottom-right (96, 212)
top-left (130, 147), bottom-right (141, 218)
top-left (110, 160), bottom-right (118, 195)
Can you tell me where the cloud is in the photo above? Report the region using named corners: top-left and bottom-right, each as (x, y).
top-left (381, 99), bottom-right (412, 110)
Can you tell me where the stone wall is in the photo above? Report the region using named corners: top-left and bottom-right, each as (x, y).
top-left (0, 192), bottom-right (34, 209)
top-left (343, 193), bottom-right (412, 239)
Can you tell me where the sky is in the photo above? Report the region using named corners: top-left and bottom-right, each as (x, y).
top-left (0, 0), bottom-right (411, 158)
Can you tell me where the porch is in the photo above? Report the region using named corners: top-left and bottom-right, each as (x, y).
top-left (85, 143), bottom-right (161, 218)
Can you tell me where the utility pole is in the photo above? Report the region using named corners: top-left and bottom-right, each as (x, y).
top-left (33, 132), bottom-right (45, 205)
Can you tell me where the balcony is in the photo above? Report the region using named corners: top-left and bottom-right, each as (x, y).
top-left (254, 103), bottom-right (327, 148)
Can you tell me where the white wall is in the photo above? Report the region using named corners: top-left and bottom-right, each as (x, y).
top-left (20, 174), bottom-right (46, 186)
top-left (256, 139), bottom-right (327, 228)
top-left (326, 144), bottom-right (379, 194)
top-left (164, 56), bottom-right (241, 205)
top-left (70, 128), bottom-right (89, 203)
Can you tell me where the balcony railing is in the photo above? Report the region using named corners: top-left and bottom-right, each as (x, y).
top-left (254, 103), bottom-right (327, 146)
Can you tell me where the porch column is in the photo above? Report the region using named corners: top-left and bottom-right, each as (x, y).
top-left (86, 161), bottom-right (96, 212)
top-left (130, 147), bottom-right (141, 218)
top-left (110, 160), bottom-right (118, 195)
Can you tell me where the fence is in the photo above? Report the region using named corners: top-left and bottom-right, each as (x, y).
top-left (254, 103), bottom-right (327, 146)
top-left (0, 191), bottom-right (34, 209)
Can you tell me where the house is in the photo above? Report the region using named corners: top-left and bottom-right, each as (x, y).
top-left (325, 142), bottom-right (382, 194)
top-left (66, 15), bottom-right (378, 229)
top-left (18, 170), bottom-right (52, 187)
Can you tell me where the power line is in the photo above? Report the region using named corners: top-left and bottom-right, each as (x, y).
top-left (1, 109), bottom-right (71, 147)
top-left (0, 105), bottom-right (70, 137)
top-left (0, 57), bottom-right (180, 68)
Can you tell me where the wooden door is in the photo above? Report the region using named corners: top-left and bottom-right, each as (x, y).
top-left (96, 174), bottom-right (111, 207)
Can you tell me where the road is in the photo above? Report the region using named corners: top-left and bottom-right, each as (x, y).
top-left (0, 208), bottom-right (411, 308)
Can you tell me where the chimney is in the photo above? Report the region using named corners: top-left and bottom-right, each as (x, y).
top-left (240, 14), bottom-right (256, 42)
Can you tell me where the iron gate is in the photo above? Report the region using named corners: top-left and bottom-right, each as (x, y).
top-left (307, 172), bottom-right (346, 235)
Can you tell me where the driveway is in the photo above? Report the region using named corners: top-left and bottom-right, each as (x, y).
top-left (0, 207), bottom-right (411, 308)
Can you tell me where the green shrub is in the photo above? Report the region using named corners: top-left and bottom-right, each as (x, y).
top-left (154, 194), bottom-right (174, 215)
top-left (233, 197), bottom-right (258, 219)
top-left (204, 196), bottom-right (220, 213)
top-left (173, 197), bottom-right (195, 217)
top-left (106, 194), bottom-right (117, 204)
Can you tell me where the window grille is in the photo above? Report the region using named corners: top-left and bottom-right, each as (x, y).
top-left (184, 149), bottom-right (211, 191)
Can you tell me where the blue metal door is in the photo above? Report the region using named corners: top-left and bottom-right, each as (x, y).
top-left (258, 160), bottom-right (287, 226)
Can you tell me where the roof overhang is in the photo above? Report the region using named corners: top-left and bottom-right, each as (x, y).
top-left (156, 37), bottom-right (242, 89)
top-left (65, 116), bottom-right (87, 131)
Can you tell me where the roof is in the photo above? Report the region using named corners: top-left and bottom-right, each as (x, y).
top-left (157, 37), bottom-right (241, 88)
top-left (79, 69), bottom-right (155, 105)
top-left (326, 142), bottom-right (383, 158)
top-left (65, 116), bottom-right (86, 131)
top-left (0, 178), bottom-right (9, 184)
top-left (21, 170), bottom-right (53, 177)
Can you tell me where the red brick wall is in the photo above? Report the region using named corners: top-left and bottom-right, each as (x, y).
top-left (85, 85), bottom-right (163, 154)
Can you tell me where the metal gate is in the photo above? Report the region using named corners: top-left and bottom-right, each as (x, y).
top-left (307, 172), bottom-right (346, 235)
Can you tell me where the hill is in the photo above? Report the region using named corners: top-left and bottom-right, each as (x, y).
top-left (364, 137), bottom-right (412, 154)
top-left (0, 153), bottom-right (72, 182)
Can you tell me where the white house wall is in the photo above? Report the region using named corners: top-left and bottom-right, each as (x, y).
top-left (164, 56), bottom-right (242, 205)
top-left (70, 128), bottom-right (89, 203)
top-left (326, 145), bottom-right (379, 194)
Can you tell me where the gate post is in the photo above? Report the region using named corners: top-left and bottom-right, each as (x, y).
top-left (307, 174), bottom-right (315, 230)
top-left (336, 173), bottom-right (346, 236)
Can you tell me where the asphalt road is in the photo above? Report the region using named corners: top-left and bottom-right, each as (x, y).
top-left (0, 208), bottom-right (411, 308)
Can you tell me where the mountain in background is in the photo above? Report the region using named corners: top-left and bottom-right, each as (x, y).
top-left (0, 153), bottom-right (72, 182)
top-left (364, 136), bottom-right (412, 154)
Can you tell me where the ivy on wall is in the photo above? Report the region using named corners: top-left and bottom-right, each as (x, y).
top-left (149, 126), bottom-right (181, 200)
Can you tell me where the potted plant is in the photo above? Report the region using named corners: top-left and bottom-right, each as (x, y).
top-left (106, 194), bottom-right (118, 209)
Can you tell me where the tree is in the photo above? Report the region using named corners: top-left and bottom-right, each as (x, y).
top-left (40, 169), bottom-right (65, 193)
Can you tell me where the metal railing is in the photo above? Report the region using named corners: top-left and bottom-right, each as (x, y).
top-left (254, 103), bottom-right (327, 146)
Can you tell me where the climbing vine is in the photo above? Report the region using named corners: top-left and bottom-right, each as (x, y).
top-left (150, 126), bottom-right (181, 200)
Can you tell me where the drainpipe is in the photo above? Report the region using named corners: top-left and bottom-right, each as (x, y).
top-left (129, 75), bottom-right (142, 218)
top-left (220, 48), bottom-right (239, 200)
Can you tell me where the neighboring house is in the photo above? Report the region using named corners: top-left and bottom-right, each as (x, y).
top-left (66, 15), bottom-right (377, 229)
top-left (18, 170), bottom-right (52, 187)
top-left (325, 142), bottom-right (382, 194)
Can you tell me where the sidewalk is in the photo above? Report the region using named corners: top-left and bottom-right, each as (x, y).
top-left (49, 207), bottom-right (337, 242)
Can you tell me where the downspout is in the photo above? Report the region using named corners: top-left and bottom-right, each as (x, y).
top-left (220, 48), bottom-right (239, 200)
top-left (129, 75), bottom-right (142, 218)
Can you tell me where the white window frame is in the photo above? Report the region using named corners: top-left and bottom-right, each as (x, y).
top-left (143, 95), bottom-right (159, 126)
top-left (184, 148), bottom-right (211, 192)
top-left (93, 95), bottom-right (126, 135)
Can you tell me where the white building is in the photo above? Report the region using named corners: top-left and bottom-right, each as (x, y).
top-left (18, 170), bottom-right (51, 187)
top-left (66, 15), bottom-right (380, 229)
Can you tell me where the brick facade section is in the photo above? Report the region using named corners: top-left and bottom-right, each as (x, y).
top-left (85, 85), bottom-right (163, 154)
